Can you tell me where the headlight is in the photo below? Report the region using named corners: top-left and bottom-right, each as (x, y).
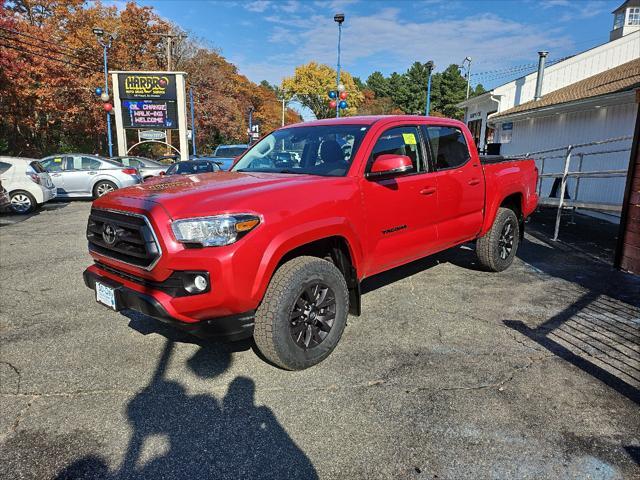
top-left (171, 214), bottom-right (260, 247)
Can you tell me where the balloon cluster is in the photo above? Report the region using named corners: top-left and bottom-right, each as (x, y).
top-left (328, 83), bottom-right (348, 110)
top-left (95, 87), bottom-right (113, 112)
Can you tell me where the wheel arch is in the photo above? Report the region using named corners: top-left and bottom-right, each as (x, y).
top-left (253, 228), bottom-right (363, 316)
top-left (481, 190), bottom-right (525, 239)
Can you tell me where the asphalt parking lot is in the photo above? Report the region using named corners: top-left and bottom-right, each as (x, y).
top-left (1, 201), bottom-right (639, 480)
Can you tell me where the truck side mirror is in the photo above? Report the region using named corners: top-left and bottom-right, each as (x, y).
top-left (366, 154), bottom-right (413, 179)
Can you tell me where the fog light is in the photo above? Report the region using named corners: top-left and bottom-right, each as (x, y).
top-left (194, 275), bottom-right (208, 292)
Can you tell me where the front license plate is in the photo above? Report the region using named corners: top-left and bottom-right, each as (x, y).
top-left (96, 281), bottom-right (117, 310)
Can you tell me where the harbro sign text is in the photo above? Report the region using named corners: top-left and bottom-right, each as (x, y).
top-left (118, 73), bottom-right (177, 100)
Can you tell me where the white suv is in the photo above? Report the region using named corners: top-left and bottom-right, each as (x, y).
top-left (0, 157), bottom-right (57, 214)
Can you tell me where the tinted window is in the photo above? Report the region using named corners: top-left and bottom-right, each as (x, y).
top-left (368, 126), bottom-right (424, 174)
top-left (170, 161), bottom-right (217, 175)
top-left (426, 126), bottom-right (470, 170)
top-left (29, 161), bottom-right (46, 173)
top-left (215, 147), bottom-right (246, 157)
top-left (41, 156), bottom-right (65, 172)
top-left (0, 161), bottom-right (12, 174)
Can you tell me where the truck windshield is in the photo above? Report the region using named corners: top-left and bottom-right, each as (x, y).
top-left (232, 125), bottom-right (369, 176)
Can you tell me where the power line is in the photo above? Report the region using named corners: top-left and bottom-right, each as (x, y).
top-left (0, 42), bottom-right (99, 72)
top-left (0, 33), bottom-right (101, 68)
top-left (0, 26), bottom-right (82, 56)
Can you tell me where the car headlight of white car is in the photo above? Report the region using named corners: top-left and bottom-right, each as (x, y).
top-left (171, 214), bottom-right (260, 247)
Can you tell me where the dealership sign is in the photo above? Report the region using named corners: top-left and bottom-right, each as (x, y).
top-left (118, 73), bottom-right (177, 100)
top-left (139, 130), bottom-right (167, 141)
top-left (111, 70), bottom-right (190, 160)
top-left (122, 100), bottom-right (177, 129)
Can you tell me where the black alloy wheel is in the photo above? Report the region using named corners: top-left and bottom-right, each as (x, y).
top-left (289, 282), bottom-right (336, 349)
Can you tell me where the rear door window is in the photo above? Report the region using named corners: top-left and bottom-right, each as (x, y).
top-left (425, 126), bottom-right (470, 170)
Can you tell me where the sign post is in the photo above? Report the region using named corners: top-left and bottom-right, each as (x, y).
top-left (110, 71), bottom-right (189, 160)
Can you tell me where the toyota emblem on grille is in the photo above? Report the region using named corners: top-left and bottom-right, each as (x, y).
top-left (102, 223), bottom-right (118, 246)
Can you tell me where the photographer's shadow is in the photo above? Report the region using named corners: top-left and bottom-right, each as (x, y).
top-left (55, 339), bottom-right (317, 479)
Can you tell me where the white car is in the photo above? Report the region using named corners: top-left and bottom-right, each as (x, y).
top-left (0, 157), bottom-right (57, 214)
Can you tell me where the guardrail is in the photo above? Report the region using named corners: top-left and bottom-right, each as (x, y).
top-left (506, 136), bottom-right (633, 241)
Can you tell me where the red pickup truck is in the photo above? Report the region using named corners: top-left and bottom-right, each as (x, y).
top-left (84, 116), bottom-right (538, 370)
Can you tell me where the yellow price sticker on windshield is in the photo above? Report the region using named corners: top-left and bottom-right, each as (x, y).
top-left (54, 157), bottom-right (62, 162)
top-left (402, 133), bottom-right (417, 145)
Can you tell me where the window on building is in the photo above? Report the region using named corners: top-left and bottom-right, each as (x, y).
top-left (628, 8), bottom-right (640, 25)
top-left (425, 126), bottom-right (470, 170)
top-left (614, 12), bottom-right (625, 28)
top-left (467, 119), bottom-right (482, 149)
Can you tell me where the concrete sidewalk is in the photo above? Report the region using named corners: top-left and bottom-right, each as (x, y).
top-left (1, 201), bottom-right (638, 479)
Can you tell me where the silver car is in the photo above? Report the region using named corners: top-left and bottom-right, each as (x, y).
top-left (40, 154), bottom-right (141, 198)
top-left (110, 156), bottom-right (167, 181)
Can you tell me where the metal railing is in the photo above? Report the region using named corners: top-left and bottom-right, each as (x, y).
top-left (506, 136), bottom-right (632, 241)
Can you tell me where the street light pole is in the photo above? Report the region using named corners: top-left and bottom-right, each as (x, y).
top-left (424, 60), bottom-right (434, 116)
top-left (334, 13), bottom-right (344, 119)
top-left (463, 56), bottom-right (472, 99)
top-left (93, 28), bottom-right (114, 157)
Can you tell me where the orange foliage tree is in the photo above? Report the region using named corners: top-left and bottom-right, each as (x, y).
top-left (0, 0), bottom-right (294, 157)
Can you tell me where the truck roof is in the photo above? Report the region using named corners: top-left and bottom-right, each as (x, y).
top-left (292, 115), bottom-right (463, 128)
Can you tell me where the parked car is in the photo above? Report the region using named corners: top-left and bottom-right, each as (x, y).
top-left (84, 115), bottom-right (538, 370)
top-left (163, 159), bottom-right (221, 176)
top-left (111, 156), bottom-right (166, 181)
top-left (0, 180), bottom-right (10, 211)
top-left (0, 157), bottom-right (57, 214)
top-left (212, 144), bottom-right (249, 170)
top-left (40, 154), bottom-right (141, 198)
top-left (157, 155), bottom-right (179, 165)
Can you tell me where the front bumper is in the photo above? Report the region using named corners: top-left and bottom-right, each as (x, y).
top-left (83, 267), bottom-right (255, 341)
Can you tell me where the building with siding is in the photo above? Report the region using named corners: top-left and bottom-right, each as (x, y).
top-left (457, 1), bottom-right (640, 221)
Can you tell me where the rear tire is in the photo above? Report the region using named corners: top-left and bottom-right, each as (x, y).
top-left (93, 180), bottom-right (117, 198)
top-left (476, 207), bottom-right (520, 272)
top-left (9, 190), bottom-right (36, 214)
top-left (253, 256), bottom-right (349, 370)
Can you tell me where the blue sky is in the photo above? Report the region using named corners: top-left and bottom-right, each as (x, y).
top-left (128, 0), bottom-right (618, 89)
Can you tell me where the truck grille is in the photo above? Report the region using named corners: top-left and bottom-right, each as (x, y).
top-left (87, 209), bottom-right (161, 270)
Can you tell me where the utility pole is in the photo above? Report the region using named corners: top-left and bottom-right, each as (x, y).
top-left (189, 88), bottom-right (196, 156)
top-left (424, 61), bottom-right (434, 116)
top-left (153, 31), bottom-right (185, 155)
top-left (334, 13), bottom-right (345, 118)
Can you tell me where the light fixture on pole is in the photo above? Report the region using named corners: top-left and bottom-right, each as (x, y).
top-left (424, 60), bottom-right (435, 116)
top-left (334, 13), bottom-right (344, 118)
top-left (462, 56), bottom-right (472, 99)
top-left (93, 27), bottom-right (117, 157)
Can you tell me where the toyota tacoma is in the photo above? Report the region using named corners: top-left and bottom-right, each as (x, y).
top-left (83, 116), bottom-right (538, 370)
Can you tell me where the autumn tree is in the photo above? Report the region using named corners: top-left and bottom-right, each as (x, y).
top-left (0, 0), bottom-right (290, 156)
top-left (281, 62), bottom-right (363, 119)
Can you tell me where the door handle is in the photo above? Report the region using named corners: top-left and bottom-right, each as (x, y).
top-left (51, 173), bottom-right (62, 177)
top-left (88, 171), bottom-right (98, 175)
top-left (468, 178), bottom-right (480, 186)
top-left (420, 186), bottom-right (437, 195)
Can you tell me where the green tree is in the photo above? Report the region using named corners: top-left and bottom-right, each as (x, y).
top-left (366, 71), bottom-right (391, 99)
top-left (431, 64), bottom-right (468, 119)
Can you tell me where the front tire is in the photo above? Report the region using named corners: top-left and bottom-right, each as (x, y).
top-left (93, 180), bottom-right (117, 198)
top-left (9, 190), bottom-right (36, 214)
top-left (476, 207), bottom-right (520, 272)
top-left (253, 256), bottom-right (349, 370)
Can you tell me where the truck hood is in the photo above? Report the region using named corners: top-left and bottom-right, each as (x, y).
top-left (104, 171), bottom-right (325, 219)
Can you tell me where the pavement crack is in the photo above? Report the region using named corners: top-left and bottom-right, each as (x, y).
top-left (0, 395), bottom-right (37, 441)
top-left (1, 361), bottom-right (22, 394)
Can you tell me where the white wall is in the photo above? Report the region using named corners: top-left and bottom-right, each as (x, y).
top-left (494, 31), bottom-right (640, 112)
top-left (501, 103), bottom-right (637, 210)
